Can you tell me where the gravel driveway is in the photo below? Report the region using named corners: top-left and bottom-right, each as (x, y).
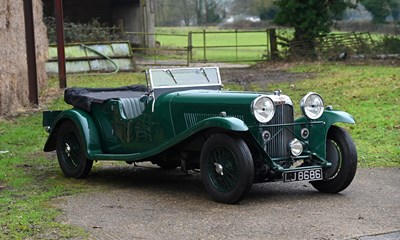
top-left (55, 166), bottom-right (400, 240)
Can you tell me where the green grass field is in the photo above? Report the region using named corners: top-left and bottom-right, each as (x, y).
top-left (0, 63), bottom-right (399, 238)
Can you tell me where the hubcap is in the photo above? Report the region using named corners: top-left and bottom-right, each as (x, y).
top-left (214, 163), bottom-right (224, 175)
top-left (65, 143), bottom-right (71, 157)
top-left (60, 131), bottom-right (81, 169)
top-left (208, 146), bottom-right (239, 193)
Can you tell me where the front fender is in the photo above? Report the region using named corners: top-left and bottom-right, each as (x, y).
top-left (295, 110), bottom-right (355, 160)
top-left (295, 110), bottom-right (355, 127)
top-left (320, 110), bottom-right (356, 126)
top-left (43, 109), bottom-right (102, 159)
top-left (195, 116), bottom-right (249, 132)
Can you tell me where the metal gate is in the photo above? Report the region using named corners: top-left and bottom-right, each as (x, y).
top-left (125, 31), bottom-right (190, 66)
top-left (125, 30), bottom-right (272, 66)
top-left (189, 30), bottom-right (271, 63)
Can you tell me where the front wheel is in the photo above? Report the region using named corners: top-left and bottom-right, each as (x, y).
top-left (311, 125), bottom-right (357, 193)
top-left (200, 133), bottom-right (254, 204)
top-left (56, 120), bottom-right (93, 178)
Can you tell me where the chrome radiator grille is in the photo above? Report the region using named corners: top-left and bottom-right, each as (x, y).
top-left (264, 104), bottom-right (294, 158)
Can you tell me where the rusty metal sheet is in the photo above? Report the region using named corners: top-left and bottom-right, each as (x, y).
top-left (46, 42), bottom-right (134, 73)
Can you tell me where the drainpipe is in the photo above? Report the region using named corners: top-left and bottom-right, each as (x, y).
top-left (23, 0), bottom-right (38, 105)
top-left (54, 0), bottom-right (67, 89)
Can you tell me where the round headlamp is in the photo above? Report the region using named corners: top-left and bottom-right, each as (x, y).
top-left (289, 138), bottom-right (303, 156)
top-left (300, 92), bottom-right (324, 120)
top-left (251, 96), bottom-right (275, 123)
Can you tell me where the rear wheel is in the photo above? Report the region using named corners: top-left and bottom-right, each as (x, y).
top-left (200, 134), bottom-right (254, 204)
top-left (311, 125), bottom-right (357, 193)
top-left (56, 121), bottom-right (93, 178)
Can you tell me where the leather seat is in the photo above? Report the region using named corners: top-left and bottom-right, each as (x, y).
top-left (120, 98), bottom-right (145, 119)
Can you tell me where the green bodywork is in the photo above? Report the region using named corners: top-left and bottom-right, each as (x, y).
top-left (293, 110), bottom-right (355, 167)
top-left (44, 88), bottom-right (355, 173)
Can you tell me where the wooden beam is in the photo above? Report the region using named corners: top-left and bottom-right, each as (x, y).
top-left (23, 0), bottom-right (39, 105)
top-left (54, 0), bottom-right (67, 89)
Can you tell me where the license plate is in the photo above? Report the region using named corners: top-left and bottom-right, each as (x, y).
top-left (283, 168), bottom-right (323, 182)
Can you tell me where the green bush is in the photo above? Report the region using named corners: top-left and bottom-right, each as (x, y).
top-left (378, 35), bottom-right (400, 54)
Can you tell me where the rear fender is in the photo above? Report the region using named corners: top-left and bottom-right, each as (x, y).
top-left (43, 109), bottom-right (102, 159)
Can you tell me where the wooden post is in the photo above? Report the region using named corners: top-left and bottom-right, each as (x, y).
top-left (268, 28), bottom-right (279, 60)
top-left (54, 0), bottom-right (67, 89)
top-left (235, 29), bottom-right (238, 62)
top-left (23, 0), bottom-right (38, 105)
top-left (187, 32), bottom-right (192, 66)
top-left (203, 29), bottom-right (206, 62)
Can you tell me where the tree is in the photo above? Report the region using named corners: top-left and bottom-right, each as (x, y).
top-left (155, 0), bottom-right (225, 26)
top-left (274, 0), bottom-right (351, 58)
top-left (257, 0), bottom-right (276, 20)
top-left (231, 0), bottom-right (276, 20)
top-left (195, 0), bottom-right (225, 25)
top-left (360, 0), bottom-right (400, 23)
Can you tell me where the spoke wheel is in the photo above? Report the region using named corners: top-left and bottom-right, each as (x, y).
top-left (201, 134), bottom-right (254, 204)
top-left (207, 146), bottom-right (239, 193)
top-left (56, 121), bottom-right (93, 178)
top-left (311, 125), bottom-right (357, 193)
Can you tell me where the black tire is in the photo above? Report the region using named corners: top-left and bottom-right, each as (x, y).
top-left (200, 133), bottom-right (254, 204)
top-left (56, 120), bottom-right (93, 178)
top-left (311, 125), bottom-right (357, 193)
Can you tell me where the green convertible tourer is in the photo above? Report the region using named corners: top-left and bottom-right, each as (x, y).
top-left (43, 67), bottom-right (357, 203)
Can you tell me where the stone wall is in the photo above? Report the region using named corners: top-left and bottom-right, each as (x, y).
top-left (0, 0), bottom-right (48, 116)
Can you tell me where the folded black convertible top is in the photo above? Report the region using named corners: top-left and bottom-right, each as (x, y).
top-left (64, 85), bottom-right (148, 112)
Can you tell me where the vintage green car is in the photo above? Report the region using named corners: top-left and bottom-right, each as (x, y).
top-left (43, 67), bottom-right (357, 203)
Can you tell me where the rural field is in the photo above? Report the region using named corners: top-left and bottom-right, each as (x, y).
top-left (155, 27), bottom-right (272, 62)
top-left (144, 27), bottom-right (395, 64)
top-left (0, 60), bottom-right (399, 237)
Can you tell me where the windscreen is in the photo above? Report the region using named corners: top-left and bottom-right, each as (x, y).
top-left (149, 67), bottom-right (221, 88)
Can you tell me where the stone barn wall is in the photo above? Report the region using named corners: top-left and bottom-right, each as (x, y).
top-left (0, 0), bottom-right (48, 116)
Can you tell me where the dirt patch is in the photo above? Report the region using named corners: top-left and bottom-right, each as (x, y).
top-left (219, 63), bottom-right (314, 91)
top-left (220, 68), bottom-right (313, 85)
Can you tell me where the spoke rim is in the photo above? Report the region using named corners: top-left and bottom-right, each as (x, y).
top-left (61, 131), bottom-right (81, 170)
top-left (325, 139), bottom-right (342, 180)
top-left (207, 146), bottom-right (239, 193)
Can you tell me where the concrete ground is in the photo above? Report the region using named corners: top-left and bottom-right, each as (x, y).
top-left (55, 166), bottom-right (400, 240)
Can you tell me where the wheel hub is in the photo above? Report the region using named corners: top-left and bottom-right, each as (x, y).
top-left (65, 143), bottom-right (71, 157)
top-left (214, 163), bottom-right (224, 176)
